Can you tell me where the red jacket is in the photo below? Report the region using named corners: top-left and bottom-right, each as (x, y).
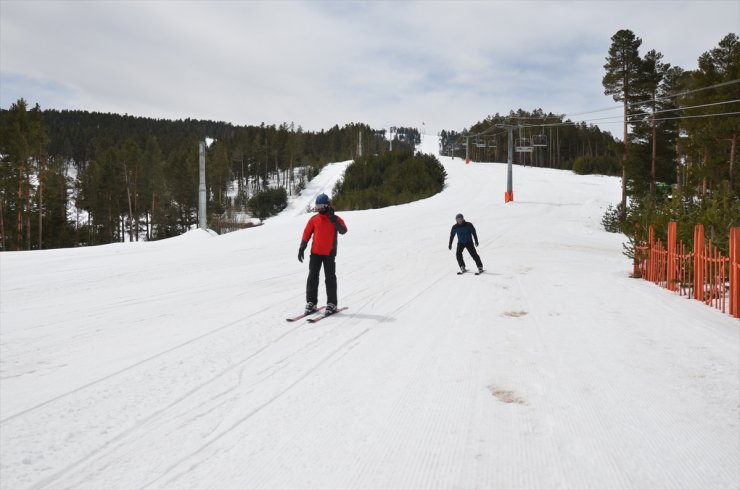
top-left (301, 211), bottom-right (347, 256)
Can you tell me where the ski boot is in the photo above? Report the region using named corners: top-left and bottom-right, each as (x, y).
top-left (305, 302), bottom-right (318, 315)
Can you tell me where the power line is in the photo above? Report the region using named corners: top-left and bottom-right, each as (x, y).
top-left (560, 79), bottom-right (740, 119)
top-left (563, 99), bottom-right (740, 125)
top-left (628, 111), bottom-right (740, 124)
top-left (458, 91), bottom-right (738, 138)
top-left (472, 108), bottom-right (739, 133)
top-left (629, 78), bottom-right (740, 107)
top-left (450, 79), bottom-right (740, 136)
top-left (564, 106), bottom-right (621, 117)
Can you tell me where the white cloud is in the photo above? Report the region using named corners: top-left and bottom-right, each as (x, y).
top-left (1, 0), bottom-right (737, 134)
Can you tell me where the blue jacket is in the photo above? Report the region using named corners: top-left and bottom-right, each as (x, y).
top-left (449, 221), bottom-right (479, 247)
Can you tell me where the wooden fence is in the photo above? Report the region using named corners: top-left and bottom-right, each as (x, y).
top-left (634, 223), bottom-right (740, 318)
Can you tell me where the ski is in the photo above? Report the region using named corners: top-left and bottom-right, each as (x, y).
top-left (457, 269), bottom-right (485, 275)
top-left (306, 306), bottom-right (349, 323)
top-left (286, 306), bottom-right (325, 322)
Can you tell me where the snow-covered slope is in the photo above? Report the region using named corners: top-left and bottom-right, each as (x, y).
top-left (1, 135), bottom-right (738, 490)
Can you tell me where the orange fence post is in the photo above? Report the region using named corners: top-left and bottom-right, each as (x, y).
top-left (648, 226), bottom-right (655, 282)
top-left (694, 224), bottom-right (705, 301)
top-left (704, 240), bottom-right (729, 314)
top-left (731, 227), bottom-right (740, 318)
top-left (667, 222), bottom-right (677, 291)
top-left (633, 224), bottom-right (641, 277)
top-left (638, 222), bottom-right (735, 318)
top-left (677, 240), bottom-right (692, 298)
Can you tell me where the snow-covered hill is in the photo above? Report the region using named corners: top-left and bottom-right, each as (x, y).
top-left (1, 135), bottom-right (738, 490)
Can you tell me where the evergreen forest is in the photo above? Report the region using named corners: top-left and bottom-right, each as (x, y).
top-left (598, 31), bottom-right (739, 256)
top-left (0, 109), bottom-right (417, 249)
top-left (331, 150), bottom-right (446, 210)
top-left (0, 30), bottom-right (737, 252)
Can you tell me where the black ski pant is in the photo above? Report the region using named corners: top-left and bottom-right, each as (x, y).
top-left (456, 242), bottom-right (483, 270)
top-left (306, 254), bottom-right (338, 306)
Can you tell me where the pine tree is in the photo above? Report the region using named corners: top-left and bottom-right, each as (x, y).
top-left (140, 136), bottom-right (169, 240)
top-left (120, 138), bottom-right (140, 241)
top-left (635, 49), bottom-right (670, 196)
top-left (660, 66), bottom-right (689, 191)
top-left (0, 99), bottom-right (50, 250)
top-left (683, 33), bottom-right (739, 195)
top-left (603, 29), bottom-right (643, 215)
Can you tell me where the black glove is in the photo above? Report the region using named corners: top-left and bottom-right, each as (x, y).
top-left (298, 241), bottom-right (307, 263)
top-left (475, 241), bottom-right (479, 247)
top-left (448, 244), bottom-right (452, 250)
top-left (326, 206), bottom-right (336, 221)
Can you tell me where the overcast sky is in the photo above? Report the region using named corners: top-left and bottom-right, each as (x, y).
top-left (1, 0), bottom-right (737, 135)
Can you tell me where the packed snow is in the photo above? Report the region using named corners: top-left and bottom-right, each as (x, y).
top-left (1, 135), bottom-right (738, 490)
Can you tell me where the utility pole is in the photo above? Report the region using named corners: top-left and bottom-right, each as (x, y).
top-left (506, 127), bottom-right (514, 202)
top-left (198, 141), bottom-right (206, 229)
top-left (494, 123), bottom-right (516, 203)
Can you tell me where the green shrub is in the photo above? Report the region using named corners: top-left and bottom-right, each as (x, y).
top-left (248, 187), bottom-right (288, 220)
top-left (603, 182), bottom-right (740, 259)
top-left (332, 150), bottom-right (446, 210)
top-left (572, 155), bottom-right (621, 176)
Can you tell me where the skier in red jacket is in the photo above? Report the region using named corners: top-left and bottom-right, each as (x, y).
top-left (298, 194), bottom-right (348, 315)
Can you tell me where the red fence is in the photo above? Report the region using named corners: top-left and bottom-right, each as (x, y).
top-left (634, 223), bottom-right (740, 318)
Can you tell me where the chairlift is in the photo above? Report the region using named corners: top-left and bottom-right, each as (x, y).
top-left (532, 134), bottom-right (548, 147)
top-left (515, 138), bottom-right (533, 153)
top-left (475, 138), bottom-right (486, 148)
top-left (488, 139), bottom-right (497, 148)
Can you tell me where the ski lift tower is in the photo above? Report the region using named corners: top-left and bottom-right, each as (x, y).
top-left (495, 123), bottom-right (518, 203)
top-left (198, 141), bottom-right (207, 229)
top-left (198, 138), bottom-right (216, 230)
top-left (506, 128), bottom-right (514, 202)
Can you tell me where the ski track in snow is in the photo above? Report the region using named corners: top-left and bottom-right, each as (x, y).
top-left (1, 135), bottom-right (738, 490)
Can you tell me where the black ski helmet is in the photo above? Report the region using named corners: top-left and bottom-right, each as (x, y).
top-left (456, 213), bottom-right (464, 220)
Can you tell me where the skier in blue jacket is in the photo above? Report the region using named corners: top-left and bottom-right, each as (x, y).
top-left (448, 213), bottom-right (484, 273)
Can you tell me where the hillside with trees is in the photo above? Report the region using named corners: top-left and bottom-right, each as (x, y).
top-left (442, 31), bottom-right (738, 255)
top-left (599, 31), bottom-right (738, 256)
top-left (440, 110), bottom-right (621, 175)
top-left (0, 31), bottom-right (736, 252)
top-left (0, 109), bottom-right (414, 249)
top-left (331, 150), bottom-right (445, 210)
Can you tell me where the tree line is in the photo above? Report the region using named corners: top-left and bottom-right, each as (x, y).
top-left (331, 149), bottom-right (445, 210)
top-left (1, 30), bottom-right (734, 252)
top-left (439, 110), bottom-right (621, 175)
top-left (601, 30), bottom-right (738, 254)
top-left (440, 31), bottom-right (738, 254)
top-left (0, 107), bottom-right (414, 250)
